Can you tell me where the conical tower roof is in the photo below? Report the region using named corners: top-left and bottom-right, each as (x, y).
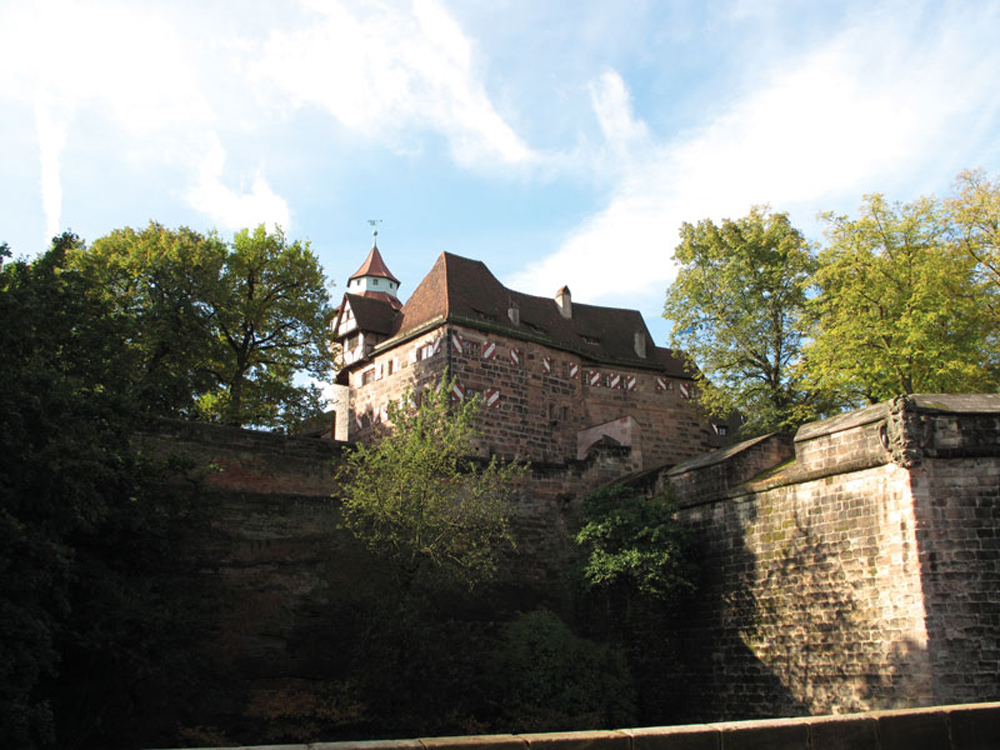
top-left (349, 243), bottom-right (400, 285)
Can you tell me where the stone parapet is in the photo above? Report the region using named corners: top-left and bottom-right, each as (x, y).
top-left (154, 701), bottom-right (1000, 750)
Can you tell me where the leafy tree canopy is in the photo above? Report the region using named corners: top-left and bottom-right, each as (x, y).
top-left (71, 222), bottom-right (334, 429)
top-left (665, 206), bottom-right (822, 435)
top-left (575, 483), bottom-right (695, 604)
top-left (337, 377), bottom-right (526, 591)
top-left (804, 193), bottom-right (997, 403)
top-left (1, 234), bottom-right (200, 749)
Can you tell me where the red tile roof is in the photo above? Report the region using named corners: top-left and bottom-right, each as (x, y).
top-left (340, 292), bottom-right (401, 335)
top-left (386, 252), bottom-right (691, 376)
top-left (349, 244), bottom-right (400, 285)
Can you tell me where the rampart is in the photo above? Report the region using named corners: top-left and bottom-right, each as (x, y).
top-left (663, 394), bottom-right (1000, 720)
top-left (137, 394), bottom-right (1000, 740)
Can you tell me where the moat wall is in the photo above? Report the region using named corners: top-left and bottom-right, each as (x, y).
top-left (140, 394), bottom-right (1000, 736)
top-left (663, 395), bottom-right (1000, 720)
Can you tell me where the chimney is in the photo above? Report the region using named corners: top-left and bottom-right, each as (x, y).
top-left (507, 300), bottom-right (520, 326)
top-left (555, 286), bottom-right (572, 319)
top-left (634, 330), bottom-right (647, 359)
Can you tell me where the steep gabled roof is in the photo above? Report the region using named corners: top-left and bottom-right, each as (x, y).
top-left (384, 252), bottom-right (690, 376)
top-left (349, 245), bottom-right (400, 285)
top-left (339, 292), bottom-right (402, 336)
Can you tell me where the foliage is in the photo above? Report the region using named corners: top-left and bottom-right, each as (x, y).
top-left (664, 206), bottom-right (822, 435)
top-left (0, 235), bottom-right (202, 749)
top-left (72, 222), bottom-right (334, 429)
top-left (338, 378), bottom-right (526, 591)
top-left (948, 168), bottom-right (1000, 337)
top-left (487, 608), bottom-right (637, 732)
top-left (804, 194), bottom-right (997, 403)
top-left (575, 483), bottom-right (696, 604)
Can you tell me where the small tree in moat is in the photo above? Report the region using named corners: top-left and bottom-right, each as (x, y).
top-left (337, 377), bottom-right (527, 592)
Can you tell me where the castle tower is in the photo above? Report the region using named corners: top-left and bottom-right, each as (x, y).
top-left (347, 234), bottom-right (401, 299)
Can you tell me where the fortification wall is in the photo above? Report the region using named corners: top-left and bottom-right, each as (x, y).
top-left (664, 395), bottom-right (1000, 721)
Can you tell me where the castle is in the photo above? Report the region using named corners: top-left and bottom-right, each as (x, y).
top-left (328, 239), bottom-right (731, 471)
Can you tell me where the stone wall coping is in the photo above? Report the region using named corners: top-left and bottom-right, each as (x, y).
top-left (666, 433), bottom-right (783, 477)
top-left (153, 701), bottom-right (1000, 750)
top-left (794, 401), bottom-right (889, 443)
top-left (794, 393), bottom-right (1000, 444)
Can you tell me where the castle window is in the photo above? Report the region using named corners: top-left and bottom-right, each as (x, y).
top-left (373, 278), bottom-right (379, 286)
top-left (362, 368), bottom-right (376, 385)
top-left (462, 340), bottom-right (481, 358)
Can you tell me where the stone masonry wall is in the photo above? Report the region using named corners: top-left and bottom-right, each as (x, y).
top-left (666, 395), bottom-right (1000, 721)
top-left (348, 323), bottom-right (717, 473)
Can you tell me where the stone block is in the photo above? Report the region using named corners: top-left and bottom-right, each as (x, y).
top-left (805, 715), bottom-right (879, 750)
top-left (625, 724), bottom-right (720, 750)
top-left (520, 730), bottom-right (630, 750)
top-left (876, 709), bottom-right (951, 750)
top-left (948, 702), bottom-right (1000, 750)
top-left (714, 718), bottom-right (808, 750)
top-left (420, 735), bottom-right (527, 750)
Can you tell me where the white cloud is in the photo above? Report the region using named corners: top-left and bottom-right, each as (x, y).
top-left (187, 139), bottom-right (291, 231)
top-left (251, 0), bottom-right (534, 169)
top-left (511, 4), bottom-right (1000, 308)
top-left (34, 98), bottom-right (69, 242)
top-left (0, 0), bottom-right (216, 243)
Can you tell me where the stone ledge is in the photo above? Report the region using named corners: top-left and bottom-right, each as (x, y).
top-left (151, 701), bottom-right (1000, 750)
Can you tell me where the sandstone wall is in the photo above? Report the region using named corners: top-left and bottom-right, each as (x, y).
top-left (346, 323), bottom-right (718, 471)
top-left (665, 395), bottom-right (1000, 721)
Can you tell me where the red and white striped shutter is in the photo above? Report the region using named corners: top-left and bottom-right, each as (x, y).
top-left (355, 413), bottom-right (364, 431)
top-left (485, 388), bottom-right (501, 409)
top-left (625, 375), bottom-right (637, 391)
top-left (680, 382), bottom-right (692, 399)
top-left (609, 372), bottom-right (621, 389)
top-left (451, 331), bottom-right (464, 353)
top-left (569, 363), bottom-right (579, 379)
top-left (376, 363), bottom-right (384, 380)
top-left (542, 356), bottom-right (552, 374)
top-left (510, 348), bottom-right (521, 366)
top-left (589, 370), bottom-right (601, 387)
top-left (655, 376), bottom-right (668, 391)
top-left (431, 337), bottom-right (442, 356)
top-left (482, 341), bottom-right (496, 360)
top-left (451, 380), bottom-right (465, 403)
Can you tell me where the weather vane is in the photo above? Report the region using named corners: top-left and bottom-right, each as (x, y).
top-left (367, 219), bottom-right (382, 245)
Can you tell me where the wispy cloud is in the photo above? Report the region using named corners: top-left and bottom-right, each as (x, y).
top-left (187, 139), bottom-right (291, 232)
top-left (510, 3), bottom-right (1000, 311)
top-left (251, 0), bottom-right (535, 169)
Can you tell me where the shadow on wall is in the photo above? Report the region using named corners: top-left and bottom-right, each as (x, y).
top-left (668, 488), bottom-right (936, 723)
top-left (664, 500), bottom-right (808, 723)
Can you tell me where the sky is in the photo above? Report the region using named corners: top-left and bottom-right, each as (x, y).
top-left (3, 0), bottom-right (1000, 349)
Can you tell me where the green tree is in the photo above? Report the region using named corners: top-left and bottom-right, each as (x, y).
top-left (664, 206), bottom-right (821, 436)
top-left (575, 483), bottom-right (695, 606)
top-left (72, 223), bottom-right (334, 429)
top-left (487, 608), bottom-right (637, 732)
top-left (0, 235), bottom-right (201, 749)
top-left (202, 225), bottom-right (334, 427)
top-left (948, 169), bottom-right (1000, 337)
top-left (804, 194), bottom-right (996, 403)
top-left (337, 378), bottom-right (526, 591)
top-left (73, 223), bottom-right (227, 417)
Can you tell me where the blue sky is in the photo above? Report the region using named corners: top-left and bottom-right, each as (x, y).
top-left (3, 0), bottom-right (1000, 349)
